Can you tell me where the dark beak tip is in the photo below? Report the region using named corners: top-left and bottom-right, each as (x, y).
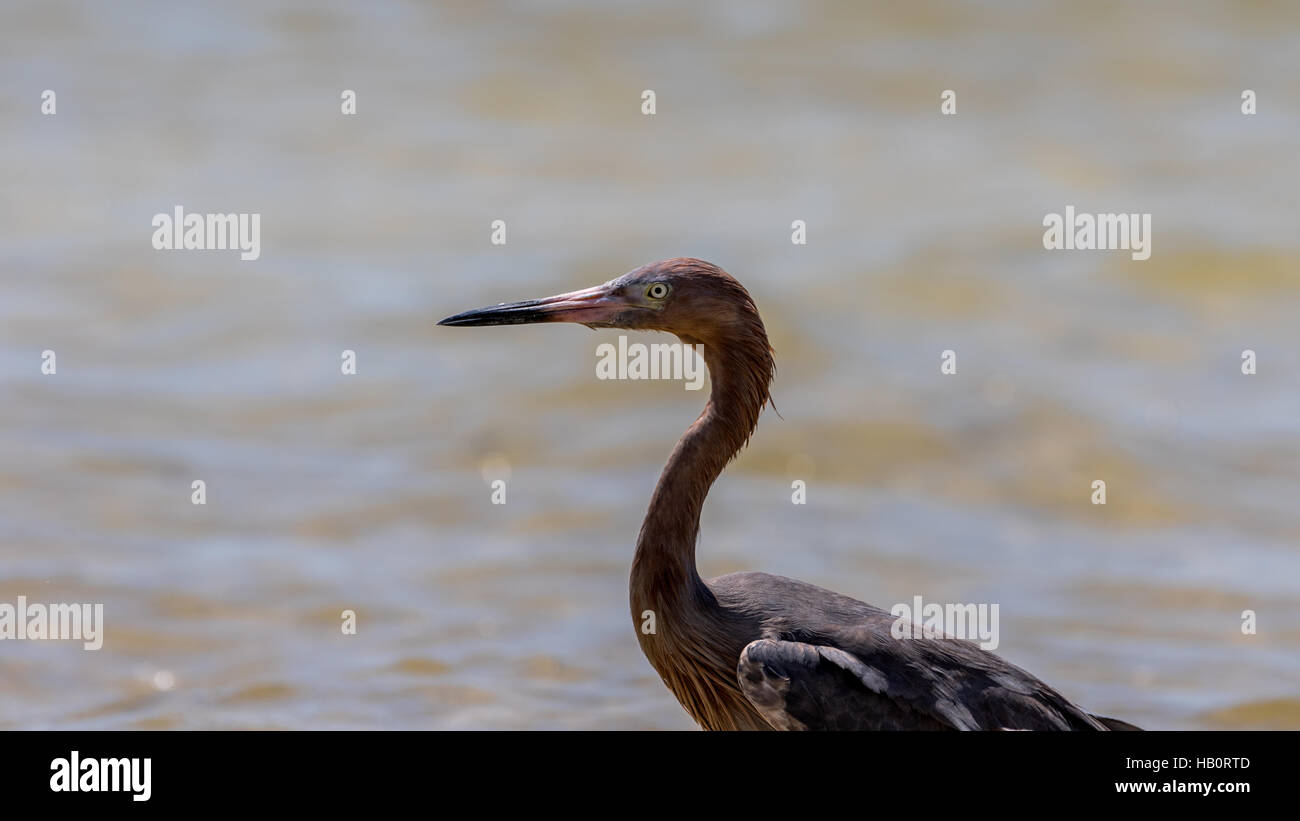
top-left (437, 310), bottom-right (487, 327)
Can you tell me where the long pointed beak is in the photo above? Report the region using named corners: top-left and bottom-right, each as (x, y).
top-left (437, 283), bottom-right (629, 327)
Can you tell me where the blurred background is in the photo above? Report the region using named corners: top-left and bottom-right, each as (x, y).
top-left (1, 0), bottom-right (1298, 729)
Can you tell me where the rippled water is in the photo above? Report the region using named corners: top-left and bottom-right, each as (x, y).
top-left (2, 1), bottom-right (1298, 729)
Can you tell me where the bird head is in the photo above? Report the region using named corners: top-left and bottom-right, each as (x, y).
top-left (438, 258), bottom-right (765, 349)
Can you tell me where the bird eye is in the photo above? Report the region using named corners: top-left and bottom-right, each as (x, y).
top-left (646, 282), bottom-right (670, 300)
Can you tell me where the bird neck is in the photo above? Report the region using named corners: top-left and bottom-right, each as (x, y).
top-left (631, 339), bottom-right (770, 607)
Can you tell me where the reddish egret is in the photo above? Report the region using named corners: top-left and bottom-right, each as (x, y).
top-left (440, 258), bottom-right (1140, 731)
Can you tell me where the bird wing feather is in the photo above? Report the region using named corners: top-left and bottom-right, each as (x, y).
top-left (737, 626), bottom-right (1119, 731)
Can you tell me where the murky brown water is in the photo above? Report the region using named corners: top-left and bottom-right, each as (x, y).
top-left (2, 1), bottom-right (1298, 729)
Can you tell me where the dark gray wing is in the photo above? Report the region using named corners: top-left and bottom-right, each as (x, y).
top-left (737, 626), bottom-right (1129, 731)
top-left (1091, 714), bottom-right (1143, 731)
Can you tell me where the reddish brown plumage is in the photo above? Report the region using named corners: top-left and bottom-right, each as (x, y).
top-left (621, 261), bottom-right (777, 729)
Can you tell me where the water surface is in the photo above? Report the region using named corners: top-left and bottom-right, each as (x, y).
top-left (2, 0), bottom-right (1298, 729)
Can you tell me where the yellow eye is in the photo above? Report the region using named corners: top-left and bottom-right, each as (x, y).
top-left (646, 282), bottom-right (670, 300)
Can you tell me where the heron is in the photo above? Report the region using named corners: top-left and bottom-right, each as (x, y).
top-left (439, 258), bottom-right (1141, 731)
